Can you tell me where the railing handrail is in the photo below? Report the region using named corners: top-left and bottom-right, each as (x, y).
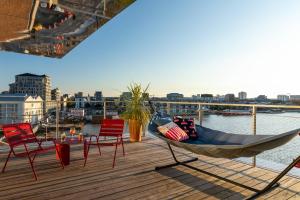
top-left (151, 101), bottom-right (300, 109)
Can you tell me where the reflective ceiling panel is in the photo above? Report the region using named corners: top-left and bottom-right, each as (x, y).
top-left (0, 0), bottom-right (136, 58)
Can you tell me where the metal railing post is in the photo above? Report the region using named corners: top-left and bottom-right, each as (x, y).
top-left (56, 101), bottom-right (59, 139)
top-left (166, 103), bottom-right (171, 115)
top-left (252, 106), bottom-right (257, 167)
top-left (198, 104), bottom-right (203, 126)
top-left (103, 99), bottom-right (107, 119)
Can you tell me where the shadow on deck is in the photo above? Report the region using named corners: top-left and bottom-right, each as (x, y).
top-left (0, 136), bottom-right (299, 200)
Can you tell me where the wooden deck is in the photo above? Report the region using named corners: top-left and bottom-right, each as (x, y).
top-left (0, 136), bottom-right (300, 200)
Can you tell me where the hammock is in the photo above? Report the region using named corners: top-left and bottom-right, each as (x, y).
top-left (148, 114), bottom-right (300, 200)
top-left (148, 118), bottom-right (300, 159)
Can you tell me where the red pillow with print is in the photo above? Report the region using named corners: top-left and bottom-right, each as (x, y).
top-left (157, 122), bottom-right (189, 141)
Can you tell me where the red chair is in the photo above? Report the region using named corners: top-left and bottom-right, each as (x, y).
top-left (1, 123), bottom-right (64, 180)
top-left (84, 119), bottom-right (125, 168)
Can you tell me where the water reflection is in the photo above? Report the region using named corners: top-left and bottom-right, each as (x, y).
top-left (0, 0), bottom-right (135, 58)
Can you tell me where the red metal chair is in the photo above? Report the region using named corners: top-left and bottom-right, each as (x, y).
top-left (1, 123), bottom-right (64, 180)
top-left (84, 119), bottom-right (125, 168)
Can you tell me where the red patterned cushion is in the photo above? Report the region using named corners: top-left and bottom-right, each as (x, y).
top-left (157, 122), bottom-right (189, 141)
top-left (173, 116), bottom-right (198, 140)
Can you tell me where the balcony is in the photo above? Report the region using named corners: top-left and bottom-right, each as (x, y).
top-left (0, 135), bottom-right (300, 199)
top-left (0, 100), bottom-right (300, 199)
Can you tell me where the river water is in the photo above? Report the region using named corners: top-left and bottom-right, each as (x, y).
top-left (197, 112), bottom-right (300, 165)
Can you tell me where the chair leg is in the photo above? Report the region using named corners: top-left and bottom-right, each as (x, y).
top-left (32, 152), bottom-right (38, 162)
top-left (84, 141), bottom-right (91, 167)
top-left (96, 137), bottom-right (101, 156)
top-left (112, 138), bottom-right (118, 168)
top-left (97, 144), bottom-right (101, 157)
top-left (23, 144), bottom-right (38, 180)
top-left (121, 137), bottom-right (125, 156)
top-left (2, 150), bottom-right (12, 173)
top-left (26, 154), bottom-right (38, 180)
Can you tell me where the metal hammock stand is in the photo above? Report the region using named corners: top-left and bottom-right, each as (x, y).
top-left (155, 142), bottom-right (300, 200)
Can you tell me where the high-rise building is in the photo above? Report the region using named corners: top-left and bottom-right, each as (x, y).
top-left (9, 73), bottom-right (52, 111)
top-left (238, 91), bottom-right (247, 100)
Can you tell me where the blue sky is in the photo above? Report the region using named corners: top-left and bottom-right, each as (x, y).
top-left (1, 0), bottom-right (300, 98)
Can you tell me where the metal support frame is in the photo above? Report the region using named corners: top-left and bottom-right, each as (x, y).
top-left (198, 104), bottom-right (203, 126)
top-left (252, 106), bottom-right (257, 167)
top-left (155, 143), bottom-right (300, 200)
top-left (103, 99), bottom-right (107, 119)
top-left (56, 100), bottom-right (60, 139)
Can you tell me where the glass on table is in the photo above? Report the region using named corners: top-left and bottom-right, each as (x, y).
top-left (69, 127), bottom-right (76, 139)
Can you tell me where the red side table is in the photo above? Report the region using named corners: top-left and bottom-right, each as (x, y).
top-left (56, 143), bottom-right (70, 166)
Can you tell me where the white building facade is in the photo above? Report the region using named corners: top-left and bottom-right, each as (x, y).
top-left (75, 97), bottom-right (87, 108)
top-left (0, 94), bottom-right (43, 124)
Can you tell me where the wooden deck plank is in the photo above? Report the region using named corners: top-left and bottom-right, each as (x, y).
top-left (109, 158), bottom-right (235, 200)
top-left (0, 136), bottom-right (299, 200)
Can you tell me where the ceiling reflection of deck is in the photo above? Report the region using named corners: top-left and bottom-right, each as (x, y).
top-left (0, 0), bottom-right (135, 58)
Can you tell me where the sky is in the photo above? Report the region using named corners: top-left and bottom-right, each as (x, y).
top-left (1, 0), bottom-right (300, 98)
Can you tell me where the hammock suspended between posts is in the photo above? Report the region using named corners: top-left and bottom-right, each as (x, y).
top-left (148, 118), bottom-right (300, 159)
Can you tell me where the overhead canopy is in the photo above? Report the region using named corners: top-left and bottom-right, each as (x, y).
top-left (0, 0), bottom-right (135, 58)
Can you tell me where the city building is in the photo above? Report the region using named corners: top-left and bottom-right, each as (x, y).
top-left (192, 94), bottom-right (201, 100)
top-left (75, 92), bottom-right (83, 98)
top-left (166, 93), bottom-right (184, 101)
top-left (213, 95), bottom-right (225, 102)
top-left (224, 94), bottom-right (235, 102)
top-left (290, 95), bottom-right (300, 102)
top-left (0, 94), bottom-right (43, 124)
top-left (94, 91), bottom-right (103, 102)
top-left (51, 88), bottom-right (61, 101)
top-left (238, 91), bottom-right (247, 100)
top-left (75, 97), bottom-right (87, 108)
top-left (9, 73), bottom-right (53, 112)
top-left (61, 96), bottom-right (68, 112)
top-left (277, 95), bottom-right (290, 102)
top-left (256, 95), bottom-right (268, 102)
top-left (201, 94), bottom-right (213, 102)
top-left (120, 92), bottom-right (132, 100)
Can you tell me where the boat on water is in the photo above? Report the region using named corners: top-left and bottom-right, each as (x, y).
top-left (209, 109), bottom-right (251, 116)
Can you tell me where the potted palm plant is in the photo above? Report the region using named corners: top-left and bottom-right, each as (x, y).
top-left (122, 83), bottom-right (151, 142)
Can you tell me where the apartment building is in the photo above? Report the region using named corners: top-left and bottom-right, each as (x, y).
top-left (9, 73), bottom-right (54, 112)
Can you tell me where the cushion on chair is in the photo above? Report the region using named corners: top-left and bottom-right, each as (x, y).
top-left (157, 122), bottom-right (189, 141)
top-left (173, 116), bottom-right (198, 140)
